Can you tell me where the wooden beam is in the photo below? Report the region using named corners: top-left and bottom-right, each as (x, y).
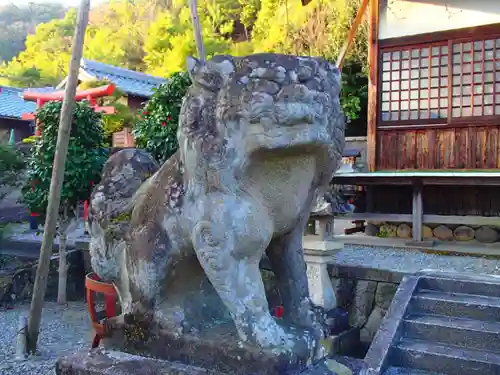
top-left (336, 0), bottom-right (369, 69)
top-left (367, 0), bottom-right (379, 172)
top-left (412, 185), bottom-right (423, 242)
top-left (341, 213), bottom-right (412, 222)
top-left (341, 213), bottom-right (500, 227)
top-left (333, 175), bottom-right (500, 186)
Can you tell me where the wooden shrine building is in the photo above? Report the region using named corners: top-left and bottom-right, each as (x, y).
top-left (334, 0), bottom-right (500, 245)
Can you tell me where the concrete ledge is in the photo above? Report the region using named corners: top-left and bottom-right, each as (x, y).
top-left (303, 238), bottom-right (344, 254)
top-left (328, 264), bottom-right (405, 284)
top-left (337, 235), bottom-right (500, 257)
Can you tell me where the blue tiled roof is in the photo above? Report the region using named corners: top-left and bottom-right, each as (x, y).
top-left (0, 86), bottom-right (37, 119)
top-left (0, 86), bottom-right (57, 119)
top-left (81, 59), bottom-right (166, 98)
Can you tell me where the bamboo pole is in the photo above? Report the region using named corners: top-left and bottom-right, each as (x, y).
top-left (26, 0), bottom-right (90, 354)
top-left (189, 0), bottom-right (206, 62)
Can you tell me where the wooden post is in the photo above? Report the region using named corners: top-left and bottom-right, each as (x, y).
top-left (189, 0), bottom-right (206, 62)
top-left (26, 0), bottom-right (90, 354)
top-left (15, 316), bottom-right (27, 361)
top-left (367, 0), bottom-right (379, 172)
top-left (412, 185), bottom-right (423, 242)
top-left (336, 0), bottom-right (369, 69)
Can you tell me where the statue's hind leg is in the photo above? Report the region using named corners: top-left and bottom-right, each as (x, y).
top-left (191, 194), bottom-right (290, 348)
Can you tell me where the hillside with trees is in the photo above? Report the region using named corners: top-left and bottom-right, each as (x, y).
top-left (0, 3), bottom-right (67, 64)
top-left (0, 0), bottom-right (368, 134)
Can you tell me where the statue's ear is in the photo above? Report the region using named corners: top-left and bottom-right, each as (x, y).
top-left (187, 56), bottom-right (202, 81)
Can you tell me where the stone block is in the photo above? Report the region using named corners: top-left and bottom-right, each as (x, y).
top-left (396, 224), bottom-right (411, 239)
top-left (359, 307), bottom-right (386, 344)
top-left (379, 224), bottom-right (397, 238)
top-left (329, 327), bottom-right (360, 356)
top-left (374, 282), bottom-right (398, 310)
top-left (433, 225), bottom-right (454, 241)
top-left (348, 280), bottom-right (377, 328)
top-left (422, 225), bottom-right (433, 239)
top-left (475, 226), bottom-right (498, 243)
top-left (364, 223), bottom-right (378, 237)
top-left (0, 250), bottom-right (85, 305)
top-left (330, 278), bottom-right (355, 310)
top-left (454, 225), bottom-right (475, 241)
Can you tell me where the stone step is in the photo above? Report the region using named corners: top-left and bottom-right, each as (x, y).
top-left (383, 367), bottom-right (444, 375)
top-left (410, 289), bottom-right (500, 322)
top-left (418, 277), bottom-right (500, 298)
top-left (402, 313), bottom-right (500, 353)
top-left (391, 338), bottom-right (500, 375)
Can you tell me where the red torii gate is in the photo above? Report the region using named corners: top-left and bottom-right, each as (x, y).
top-left (22, 84), bottom-right (116, 135)
top-left (22, 84), bottom-right (117, 228)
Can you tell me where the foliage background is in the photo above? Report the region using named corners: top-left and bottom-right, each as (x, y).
top-left (21, 101), bottom-right (107, 219)
top-left (0, 143), bottom-right (25, 202)
top-left (133, 71), bottom-right (191, 163)
top-left (0, 0), bottom-right (368, 134)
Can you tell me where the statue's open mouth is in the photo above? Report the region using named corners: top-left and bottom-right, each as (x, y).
top-left (245, 123), bottom-right (332, 152)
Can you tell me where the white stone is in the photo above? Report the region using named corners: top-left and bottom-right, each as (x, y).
top-left (374, 282), bottom-right (398, 310)
top-left (349, 280), bottom-right (377, 328)
top-left (306, 262), bottom-right (336, 310)
top-left (360, 306), bottom-right (386, 344)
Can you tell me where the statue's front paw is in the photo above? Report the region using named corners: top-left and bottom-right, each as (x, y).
top-left (250, 314), bottom-right (293, 348)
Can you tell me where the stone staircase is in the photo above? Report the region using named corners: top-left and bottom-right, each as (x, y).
top-left (364, 272), bottom-right (500, 375)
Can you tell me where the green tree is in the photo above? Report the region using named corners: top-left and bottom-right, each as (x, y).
top-left (84, 1), bottom-right (150, 71)
top-left (144, 3), bottom-right (233, 77)
top-left (22, 101), bottom-right (107, 301)
top-left (0, 8), bottom-right (77, 87)
top-left (133, 72), bottom-right (191, 163)
top-left (0, 3), bottom-right (67, 63)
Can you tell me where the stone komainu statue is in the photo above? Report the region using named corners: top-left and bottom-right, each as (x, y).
top-left (89, 54), bottom-right (345, 350)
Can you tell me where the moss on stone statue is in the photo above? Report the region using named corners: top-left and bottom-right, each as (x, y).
top-left (111, 211), bottom-right (132, 223)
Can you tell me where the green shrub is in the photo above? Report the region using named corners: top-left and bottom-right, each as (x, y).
top-left (133, 72), bottom-right (191, 163)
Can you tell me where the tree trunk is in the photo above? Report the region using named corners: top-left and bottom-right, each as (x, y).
top-left (26, 0), bottom-right (90, 354)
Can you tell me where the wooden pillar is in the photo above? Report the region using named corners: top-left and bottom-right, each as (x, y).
top-left (412, 185), bottom-right (423, 242)
top-left (367, 0), bottom-right (379, 172)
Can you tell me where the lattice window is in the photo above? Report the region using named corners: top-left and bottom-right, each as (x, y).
top-left (451, 39), bottom-right (500, 118)
top-left (379, 34), bottom-right (500, 125)
top-left (381, 44), bottom-right (449, 122)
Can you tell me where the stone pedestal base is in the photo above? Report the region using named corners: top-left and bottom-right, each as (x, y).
top-left (56, 350), bottom-right (364, 375)
top-left (101, 320), bottom-right (317, 375)
top-left (56, 349), bottom-right (223, 375)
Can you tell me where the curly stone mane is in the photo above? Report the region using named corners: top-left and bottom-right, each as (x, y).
top-left (178, 54), bottom-right (343, 196)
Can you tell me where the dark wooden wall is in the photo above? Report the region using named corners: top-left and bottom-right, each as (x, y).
top-left (0, 118), bottom-right (33, 143)
top-left (376, 125), bottom-right (500, 170)
top-left (368, 185), bottom-right (500, 216)
top-left (127, 95), bottom-right (147, 111)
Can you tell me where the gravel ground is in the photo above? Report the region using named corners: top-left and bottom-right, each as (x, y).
top-left (0, 302), bottom-right (92, 375)
top-left (336, 245), bottom-right (500, 275)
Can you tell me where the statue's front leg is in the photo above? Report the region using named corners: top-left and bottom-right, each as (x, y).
top-left (191, 194), bottom-right (289, 348)
top-left (266, 203), bottom-right (317, 331)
